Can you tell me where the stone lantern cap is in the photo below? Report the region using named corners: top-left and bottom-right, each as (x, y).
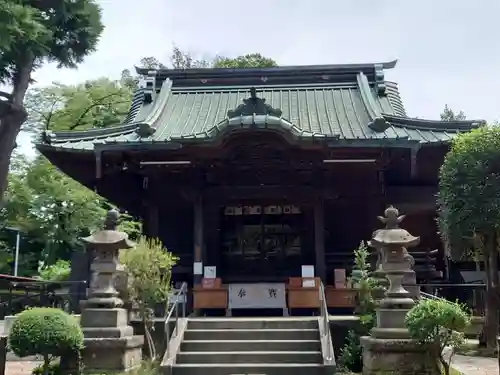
top-left (81, 209), bottom-right (134, 248)
top-left (369, 206), bottom-right (420, 248)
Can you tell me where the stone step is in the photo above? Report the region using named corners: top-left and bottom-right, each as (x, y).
top-left (170, 363), bottom-right (326, 375)
top-left (183, 329), bottom-right (319, 341)
top-left (176, 351), bottom-right (323, 364)
top-left (181, 339), bottom-right (321, 352)
top-left (187, 318), bottom-right (318, 330)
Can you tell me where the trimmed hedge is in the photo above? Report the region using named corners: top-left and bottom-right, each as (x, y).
top-left (8, 307), bottom-right (83, 358)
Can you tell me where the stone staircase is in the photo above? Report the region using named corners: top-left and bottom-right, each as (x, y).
top-left (162, 317), bottom-right (335, 375)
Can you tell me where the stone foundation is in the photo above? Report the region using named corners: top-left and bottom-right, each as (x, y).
top-left (82, 336), bottom-right (143, 372)
top-left (80, 308), bottom-right (143, 372)
top-left (361, 336), bottom-right (440, 375)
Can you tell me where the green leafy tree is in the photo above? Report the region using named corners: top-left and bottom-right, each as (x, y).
top-left (38, 259), bottom-right (71, 281)
top-left (440, 104), bottom-right (466, 121)
top-left (438, 126), bottom-right (500, 348)
top-left (121, 49), bottom-right (278, 90)
top-left (2, 155), bottom-right (105, 268)
top-left (213, 53), bottom-right (277, 68)
top-left (0, 0), bottom-right (104, 201)
top-left (1, 155), bottom-right (141, 276)
top-left (24, 78), bottom-right (132, 134)
top-left (406, 299), bottom-right (471, 375)
top-left (170, 47), bottom-right (210, 69)
top-left (119, 237), bottom-right (177, 360)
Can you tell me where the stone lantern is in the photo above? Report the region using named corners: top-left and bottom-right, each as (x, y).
top-left (79, 209), bottom-right (143, 372)
top-left (361, 206), bottom-right (438, 375)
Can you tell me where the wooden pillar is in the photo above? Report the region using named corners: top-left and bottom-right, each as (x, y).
top-left (193, 196), bottom-right (204, 285)
top-left (314, 200), bottom-right (326, 282)
top-left (147, 205), bottom-right (159, 238)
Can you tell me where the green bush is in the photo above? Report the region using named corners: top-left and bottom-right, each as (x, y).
top-left (406, 298), bottom-right (471, 375)
top-left (338, 241), bottom-right (381, 372)
top-left (32, 362), bottom-right (62, 375)
top-left (9, 308), bottom-right (83, 375)
top-left (38, 260), bottom-right (71, 282)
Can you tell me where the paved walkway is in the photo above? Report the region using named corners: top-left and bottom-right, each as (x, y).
top-left (5, 362), bottom-right (40, 375)
top-left (452, 354), bottom-right (498, 375)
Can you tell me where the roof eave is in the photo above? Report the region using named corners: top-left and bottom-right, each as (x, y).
top-left (383, 114), bottom-right (486, 132)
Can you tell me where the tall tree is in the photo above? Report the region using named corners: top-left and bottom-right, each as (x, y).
top-left (24, 79), bottom-right (132, 134)
top-left (0, 0), bottom-right (104, 201)
top-left (440, 105), bottom-right (466, 121)
top-left (170, 47), bottom-right (210, 69)
top-left (1, 153), bottom-right (141, 276)
top-left (438, 126), bottom-right (500, 349)
top-left (121, 49), bottom-right (278, 91)
top-left (213, 53), bottom-right (277, 69)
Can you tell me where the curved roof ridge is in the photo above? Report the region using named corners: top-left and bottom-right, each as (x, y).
top-left (384, 83), bottom-right (406, 117)
top-left (384, 114), bottom-right (485, 132)
top-left (173, 114), bottom-right (330, 142)
top-left (141, 78), bottom-right (173, 128)
top-left (356, 73), bottom-right (391, 132)
top-left (123, 89), bottom-right (145, 124)
top-left (135, 60), bottom-right (398, 77)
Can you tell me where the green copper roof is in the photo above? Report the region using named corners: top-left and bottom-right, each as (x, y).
top-left (38, 61), bottom-right (484, 152)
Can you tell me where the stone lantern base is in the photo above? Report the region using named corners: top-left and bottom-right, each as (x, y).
top-left (80, 308), bottom-right (144, 372)
top-left (361, 336), bottom-right (440, 375)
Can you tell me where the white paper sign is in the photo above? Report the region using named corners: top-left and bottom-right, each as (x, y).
top-left (303, 279), bottom-right (316, 288)
top-left (193, 262), bottom-right (203, 275)
top-left (301, 265), bottom-right (315, 278)
top-left (203, 266), bottom-right (216, 279)
top-left (228, 283), bottom-right (286, 309)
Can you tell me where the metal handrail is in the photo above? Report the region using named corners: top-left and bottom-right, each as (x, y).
top-left (164, 282), bottom-right (188, 356)
top-left (420, 291), bottom-right (444, 301)
top-left (318, 280), bottom-right (334, 363)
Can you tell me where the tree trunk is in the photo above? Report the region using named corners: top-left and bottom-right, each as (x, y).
top-left (0, 57), bottom-right (34, 202)
top-left (483, 233), bottom-right (499, 349)
top-left (42, 354), bottom-right (50, 375)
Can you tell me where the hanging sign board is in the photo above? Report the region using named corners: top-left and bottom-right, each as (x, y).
top-left (193, 262), bottom-right (203, 275)
top-left (334, 268), bottom-right (347, 288)
top-left (301, 265), bottom-right (315, 278)
top-left (228, 283), bottom-right (286, 309)
top-left (204, 266), bottom-right (216, 279)
top-left (301, 265), bottom-right (316, 287)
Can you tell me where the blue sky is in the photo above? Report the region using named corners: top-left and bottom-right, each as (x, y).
top-left (18, 0), bottom-right (500, 155)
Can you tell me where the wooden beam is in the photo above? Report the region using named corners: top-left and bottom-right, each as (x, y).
top-left (193, 196), bottom-right (204, 286)
top-left (314, 200), bottom-right (326, 282)
top-left (146, 205), bottom-right (159, 238)
top-left (385, 186), bottom-right (437, 213)
top-left (203, 185), bottom-right (338, 201)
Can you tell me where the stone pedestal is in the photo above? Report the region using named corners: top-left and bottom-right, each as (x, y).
top-left (362, 206), bottom-right (438, 375)
top-left (361, 337), bottom-right (439, 375)
top-left (80, 308), bottom-right (143, 371)
top-left (80, 209), bottom-right (143, 372)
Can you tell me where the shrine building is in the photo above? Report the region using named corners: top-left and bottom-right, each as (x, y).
top-left (36, 61), bottom-right (483, 311)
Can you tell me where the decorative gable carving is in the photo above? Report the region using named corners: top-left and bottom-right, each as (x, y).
top-left (227, 87), bottom-right (283, 118)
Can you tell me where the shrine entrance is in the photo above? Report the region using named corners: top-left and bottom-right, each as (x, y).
top-left (220, 202), bottom-right (311, 284)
